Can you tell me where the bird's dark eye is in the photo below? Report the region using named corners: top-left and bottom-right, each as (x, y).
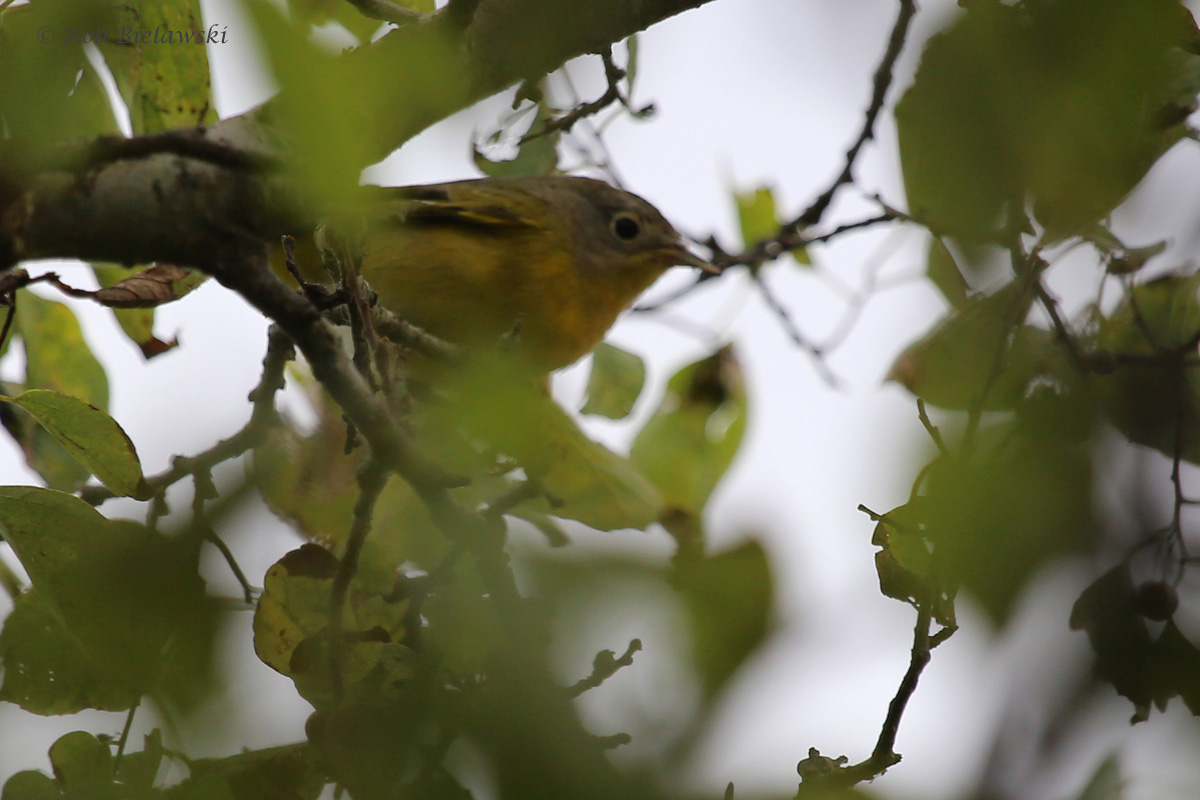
top-left (612, 214), bottom-right (641, 241)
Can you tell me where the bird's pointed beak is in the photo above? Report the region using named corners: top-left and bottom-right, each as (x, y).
top-left (664, 243), bottom-right (720, 274)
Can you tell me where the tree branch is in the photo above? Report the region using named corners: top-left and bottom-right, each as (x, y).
top-left (0, 0), bottom-right (717, 271)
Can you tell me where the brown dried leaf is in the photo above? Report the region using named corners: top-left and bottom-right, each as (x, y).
top-left (92, 265), bottom-right (200, 309)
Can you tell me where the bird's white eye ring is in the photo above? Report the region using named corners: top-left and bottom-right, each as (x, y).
top-left (611, 213), bottom-right (641, 241)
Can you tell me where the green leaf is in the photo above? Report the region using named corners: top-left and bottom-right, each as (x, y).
top-left (17, 292), bottom-right (108, 408)
top-left (888, 280), bottom-right (1073, 411)
top-left (631, 345), bottom-right (746, 519)
top-left (431, 357), bottom-right (664, 531)
top-left (48, 732), bottom-right (113, 793)
top-left (245, 0), bottom-right (457, 207)
top-left (733, 185), bottom-right (778, 250)
top-left (420, 560), bottom-right (504, 678)
top-left (927, 396), bottom-right (1097, 624)
top-left (897, 0), bottom-right (1196, 243)
top-left (186, 744), bottom-right (324, 800)
top-left (14, 292), bottom-right (110, 491)
top-left (580, 343), bottom-right (645, 419)
top-left (870, 501), bottom-right (956, 629)
top-left (1, 770), bottom-right (62, 800)
top-left (163, 774), bottom-right (236, 800)
top-left (1, 390), bottom-right (149, 498)
top-left (115, 731), bottom-right (164, 795)
top-left (926, 237), bottom-right (968, 308)
top-left (0, 589), bottom-right (104, 714)
top-left (673, 540), bottom-right (772, 698)
top-left (0, 0), bottom-right (121, 167)
top-left (0, 487), bottom-right (218, 713)
top-left (1096, 272), bottom-right (1200, 463)
top-left (255, 394), bottom-right (482, 578)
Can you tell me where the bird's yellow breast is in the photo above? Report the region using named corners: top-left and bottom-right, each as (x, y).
top-left (360, 224), bottom-right (635, 371)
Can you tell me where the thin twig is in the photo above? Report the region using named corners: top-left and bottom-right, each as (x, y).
top-left (795, 0), bottom-right (918, 229)
top-left (0, 302), bottom-right (14, 354)
top-left (916, 399), bottom-right (949, 457)
top-left (114, 700), bottom-right (140, 767)
top-left (521, 49), bottom-right (641, 145)
top-left (754, 272), bottom-right (841, 388)
top-left (795, 604), bottom-right (936, 796)
top-left (79, 326), bottom-right (294, 507)
top-left (568, 640), bottom-right (642, 697)
top-left (329, 459), bottom-right (389, 702)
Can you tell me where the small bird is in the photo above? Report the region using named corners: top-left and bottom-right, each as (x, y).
top-left (348, 176), bottom-right (714, 372)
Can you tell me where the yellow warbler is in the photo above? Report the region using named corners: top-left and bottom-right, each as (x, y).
top-left (301, 176), bottom-right (714, 372)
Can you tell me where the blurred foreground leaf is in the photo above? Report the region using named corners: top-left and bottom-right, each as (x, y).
top-left (0, 487), bottom-right (219, 714)
top-left (581, 342), bottom-right (645, 419)
top-left (673, 540), bottom-right (772, 698)
top-left (431, 356), bottom-right (664, 531)
top-left (888, 280), bottom-right (1072, 411)
top-left (922, 393), bottom-right (1096, 623)
top-left (1095, 271), bottom-right (1200, 463)
top-left (897, 0), bottom-right (1199, 243)
top-left (631, 346), bottom-right (746, 549)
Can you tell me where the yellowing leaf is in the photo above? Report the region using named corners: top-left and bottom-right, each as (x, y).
top-left (733, 185), bottom-right (777, 249)
top-left (98, 0), bottom-right (217, 135)
top-left (15, 292), bottom-right (109, 491)
top-left (253, 544), bottom-right (415, 709)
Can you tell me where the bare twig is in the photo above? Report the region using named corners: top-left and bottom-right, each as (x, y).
top-left (520, 49), bottom-right (642, 145)
top-left (794, 0), bottom-right (918, 229)
top-left (366, 304), bottom-right (463, 362)
top-left (329, 458), bottom-right (389, 701)
top-left (80, 326), bottom-right (294, 507)
top-left (754, 272), bottom-right (841, 388)
top-left (795, 604), bottom-right (937, 796)
top-left (567, 639), bottom-right (642, 697)
top-left (113, 700), bottom-right (140, 767)
top-left (917, 399), bottom-right (949, 457)
top-left (1033, 279), bottom-right (1089, 376)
